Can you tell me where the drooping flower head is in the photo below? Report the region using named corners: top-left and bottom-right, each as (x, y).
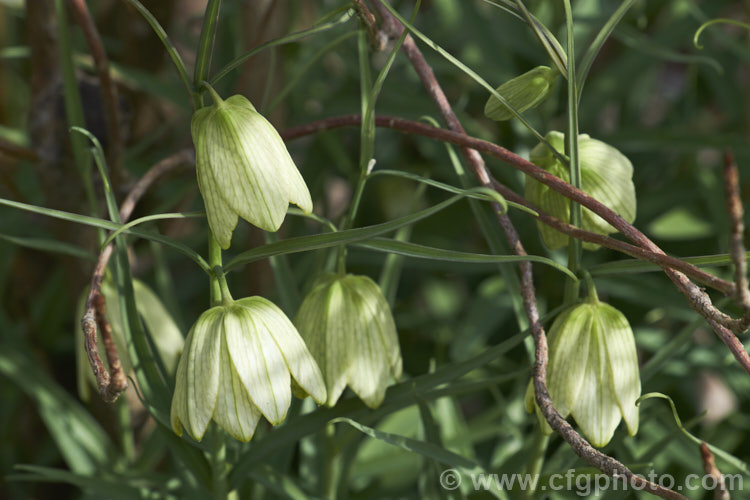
top-left (192, 86), bottom-right (312, 249)
top-left (171, 295), bottom-right (326, 442)
top-left (294, 274), bottom-right (402, 409)
top-left (526, 280), bottom-right (641, 447)
top-left (525, 131), bottom-right (636, 250)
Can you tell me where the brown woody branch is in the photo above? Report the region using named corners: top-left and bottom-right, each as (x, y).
top-left (67, 0), bottom-right (124, 186)
top-left (700, 442), bottom-right (730, 500)
top-left (286, 110), bottom-right (750, 373)
top-left (81, 149), bottom-right (193, 402)
top-left (363, 2), bottom-right (686, 498)
top-left (723, 151), bottom-right (750, 333)
top-left (283, 114), bottom-right (734, 296)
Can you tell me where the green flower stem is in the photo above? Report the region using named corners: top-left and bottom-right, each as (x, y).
top-left (209, 233), bottom-right (224, 307)
top-left (323, 423), bottom-right (343, 500)
top-left (210, 425), bottom-right (228, 500)
top-left (200, 81), bottom-right (225, 107)
top-left (563, 0), bottom-right (582, 300)
top-left (583, 271), bottom-right (599, 304)
top-left (194, 0), bottom-right (222, 93)
top-left (337, 172), bottom-right (369, 273)
top-left (521, 430), bottom-right (549, 500)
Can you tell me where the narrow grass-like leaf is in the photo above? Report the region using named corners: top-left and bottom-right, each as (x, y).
top-left (267, 31), bottom-right (358, 113)
top-left (211, 7), bottom-right (355, 85)
top-left (589, 252), bottom-right (744, 276)
top-left (332, 417), bottom-right (478, 470)
top-left (123, 0), bottom-right (194, 104)
top-left (577, 0), bottom-right (638, 98)
top-left (369, 169), bottom-right (526, 214)
top-left (10, 465), bottom-right (143, 500)
top-left (0, 233), bottom-right (95, 261)
top-left (354, 238), bottom-right (577, 280)
top-left (637, 393), bottom-right (750, 474)
top-left (225, 192), bottom-right (489, 272)
top-left (694, 18), bottom-right (750, 49)
top-left (514, 0), bottom-right (568, 77)
top-left (375, 0), bottom-right (564, 163)
top-left (101, 212), bottom-right (204, 249)
top-left (0, 345), bottom-right (113, 474)
top-left (0, 197), bottom-right (211, 273)
top-left (615, 24), bottom-right (722, 74)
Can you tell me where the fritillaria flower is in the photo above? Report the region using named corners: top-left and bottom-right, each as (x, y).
top-left (171, 296), bottom-right (326, 442)
top-left (192, 86), bottom-right (312, 249)
top-left (526, 286), bottom-right (641, 447)
top-left (525, 131), bottom-right (636, 250)
top-left (294, 274), bottom-right (402, 409)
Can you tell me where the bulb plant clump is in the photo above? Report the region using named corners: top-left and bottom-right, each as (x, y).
top-left (5, 2), bottom-right (743, 499)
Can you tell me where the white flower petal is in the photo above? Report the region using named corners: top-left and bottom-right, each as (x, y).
top-left (196, 149), bottom-right (238, 249)
top-left (224, 106), bottom-right (292, 231)
top-left (599, 305), bottom-right (640, 436)
top-left (348, 276), bottom-right (402, 379)
top-left (184, 308), bottom-right (223, 440)
top-left (170, 326), bottom-right (192, 437)
top-left (570, 319), bottom-right (621, 448)
top-left (213, 331), bottom-right (262, 442)
top-left (296, 280), bottom-right (351, 407)
top-left (546, 305), bottom-right (591, 417)
top-left (224, 305), bottom-right (291, 425)
top-left (344, 286), bottom-right (390, 408)
top-left (239, 297), bottom-right (326, 405)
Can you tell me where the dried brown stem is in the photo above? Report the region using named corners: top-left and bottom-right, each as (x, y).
top-left (352, 0), bottom-right (387, 51)
top-left (283, 114), bottom-right (735, 296)
top-left (724, 151), bottom-right (750, 315)
top-left (81, 149), bottom-right (193, 402)
top-left (700, 442), bottom-right (730, 500)
top-left (68, 0), bottom-right (124, 185)
top-left (365, 3), bottom-right (685, 497)
top-left (286, 111), bottom-right (750, 369)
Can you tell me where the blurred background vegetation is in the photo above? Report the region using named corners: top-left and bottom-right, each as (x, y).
top-left (1, 0), bottom-right (750, 498)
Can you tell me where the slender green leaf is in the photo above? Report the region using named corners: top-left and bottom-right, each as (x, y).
top-left (0, 233), bottom-right (95, 261)
top-left (211, 7), bottom-right (355, 85)
top-left (375, 0), bottom-right (564, 163)
top-left (637, 393), bottom-right (750, 474)
top-left (354, 238), bottom-right (577, 280)
top-left (123, 0), bottom-right (194, 104)
top-left (225, 192), bottom-right (492, 272)
top-left (0, 197), bottom-right (211, 273)
top-left (0, 346), bottom-right (113, 474)
top-left (101, 212), bottom-right (204, 249)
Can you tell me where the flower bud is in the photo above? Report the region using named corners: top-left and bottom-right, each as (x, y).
top-left (192, 87), bottom-right (313, 249)
top-left (526, 292), bottom-right (641, 447)
top-left (484, 66), bottom-right (558, 121)
top-left (525, 131), bottom-right (636, 250)
top-left (171, 297), bottom-right (326, 442)
top-left (294, 274), bottom-right (402, 409)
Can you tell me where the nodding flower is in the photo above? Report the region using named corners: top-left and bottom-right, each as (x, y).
top-left (191, 85), bottom-right (312, 249)
top-left (294, 274), bottom-right (402, 409)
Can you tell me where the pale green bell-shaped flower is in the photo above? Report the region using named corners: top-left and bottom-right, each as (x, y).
top-left (525, 282), bottom-right (641, 447)
top-left (294, 274), bottom-right (402, 409)
top-left (192, 86), bottom-right (313, 249)
top-left (525, 131), bottom-right (636, 250)
top-left (484, 66), bottom-right (558, 121)
top-left (171, 291), bottom-right (326, 442)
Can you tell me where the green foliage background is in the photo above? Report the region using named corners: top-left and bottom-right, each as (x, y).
top-left (1, 0), bottom-right (749, 498)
